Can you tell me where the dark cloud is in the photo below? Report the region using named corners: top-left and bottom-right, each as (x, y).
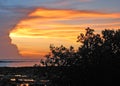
top-left (0, 7), bottom-right (33, 59)
top-left (0, 0), bottom-right (39, 59)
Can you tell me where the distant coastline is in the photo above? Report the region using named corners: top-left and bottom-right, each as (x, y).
top-left (0, 60), bottom-right (39, 63)
top-left (0, 59), bottom-right (40, 67)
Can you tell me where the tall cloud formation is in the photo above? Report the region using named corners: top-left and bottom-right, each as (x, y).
top-left (0, 21), bottom-right (21, 59)
top-left (10, 8), bottom-right (120, 58)
top-left (0, 6), bottom-right (33, 59)
top-left (0, 0), bottom-right (120, 59)
top-left (0, 0), bottom-right (42, 59)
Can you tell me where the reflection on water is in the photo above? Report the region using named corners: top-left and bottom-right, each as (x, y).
top-left (0, 59), bottom-right (40, 67)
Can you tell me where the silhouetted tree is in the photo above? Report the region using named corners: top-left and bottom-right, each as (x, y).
top-left (40, 44), bottom-right (81, 66)
top-left (77, 27), bottom-right (120, 66)
top-left (77, 27), bottom-right (103, 65)
top-left (39, 27), bottom-right (120, 86)
top-left (101, 29), bottom-right (120, 65)
top-left (41, 27), bottom-right (120, 67)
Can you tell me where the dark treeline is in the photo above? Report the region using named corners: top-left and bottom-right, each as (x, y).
top-left (40, 27), bottom-right (120, 67)
top-left (39, 27), bottom-right (120, 85)
top-left (0, 27), bottom-right (119, 86)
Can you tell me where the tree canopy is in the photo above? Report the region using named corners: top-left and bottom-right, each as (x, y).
top-left (40, 27), bottom-right (120, 67)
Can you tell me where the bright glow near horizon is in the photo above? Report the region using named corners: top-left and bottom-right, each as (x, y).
top-left (9, 8), bottom-right (120, 58)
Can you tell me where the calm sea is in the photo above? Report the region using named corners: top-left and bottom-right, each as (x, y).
top-left (0, 59), bottom-right (40, 67)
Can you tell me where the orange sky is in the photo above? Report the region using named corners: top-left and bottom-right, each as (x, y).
top-left (9, 8), bottom-right (120, 58)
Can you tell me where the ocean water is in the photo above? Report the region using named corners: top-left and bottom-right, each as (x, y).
top-left (0, 59), bottom-right (40, 67)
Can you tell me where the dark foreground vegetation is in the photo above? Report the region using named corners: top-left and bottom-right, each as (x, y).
top-left (0, 27), bottom-right (120, 86)
top-left (0, 65), bottom-right (119, 86)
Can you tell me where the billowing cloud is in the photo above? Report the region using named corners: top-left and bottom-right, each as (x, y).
top-left (9, 8), bottom-right (120, 58)
top-left (0, 0), bottom-right (119, 61)
top-left (0, 6), bottom-right (33, 59)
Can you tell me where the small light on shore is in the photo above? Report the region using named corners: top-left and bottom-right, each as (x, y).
top-left (10, 78), bottom-right (16, 81)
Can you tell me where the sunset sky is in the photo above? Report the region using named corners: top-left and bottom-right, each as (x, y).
top-left (0, 0), bottom-right (120, 59)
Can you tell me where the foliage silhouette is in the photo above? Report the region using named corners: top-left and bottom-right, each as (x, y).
top-left (1, 27), bottom-right (120, 85)
top-left (77, 27), bottom-right (120, 66)
top-left (77, 27), bottom-right (103, 65)
top-left (40, 45), bottom-right (80, 66)
top-left (41, 27), bottom-right (120, 67)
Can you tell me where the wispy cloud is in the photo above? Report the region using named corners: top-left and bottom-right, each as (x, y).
top-left (29, 8), bottom-right (120, 20)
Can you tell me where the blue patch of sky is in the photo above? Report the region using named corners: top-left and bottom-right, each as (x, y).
top-left (0, 0), bottom-right (120, 12)
top-left (64, 0), bottom-right (120, 13)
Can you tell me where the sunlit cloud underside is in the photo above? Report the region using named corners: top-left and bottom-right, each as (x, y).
top-left (10, 8), bottom-right (120, 58)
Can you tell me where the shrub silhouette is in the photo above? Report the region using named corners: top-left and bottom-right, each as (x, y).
top-left (41, 27), bottom-right (120, 67)
top-left (40, 45), bottom-right (80, 66)
top-left (77, 27), bottom-right (120, 66)
top-left (39, 27), bottom-right (120, 85)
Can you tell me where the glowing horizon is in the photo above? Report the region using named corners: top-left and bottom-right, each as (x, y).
top-left (9, 8), bottom-right (120, 58)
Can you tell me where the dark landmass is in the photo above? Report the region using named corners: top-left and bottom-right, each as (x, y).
top-left (0, 65), bottom-right (118, 86)
top-left (0, 28), bottom-right (119, 86)
top-left (0, 60), bottom-right (38, 63)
